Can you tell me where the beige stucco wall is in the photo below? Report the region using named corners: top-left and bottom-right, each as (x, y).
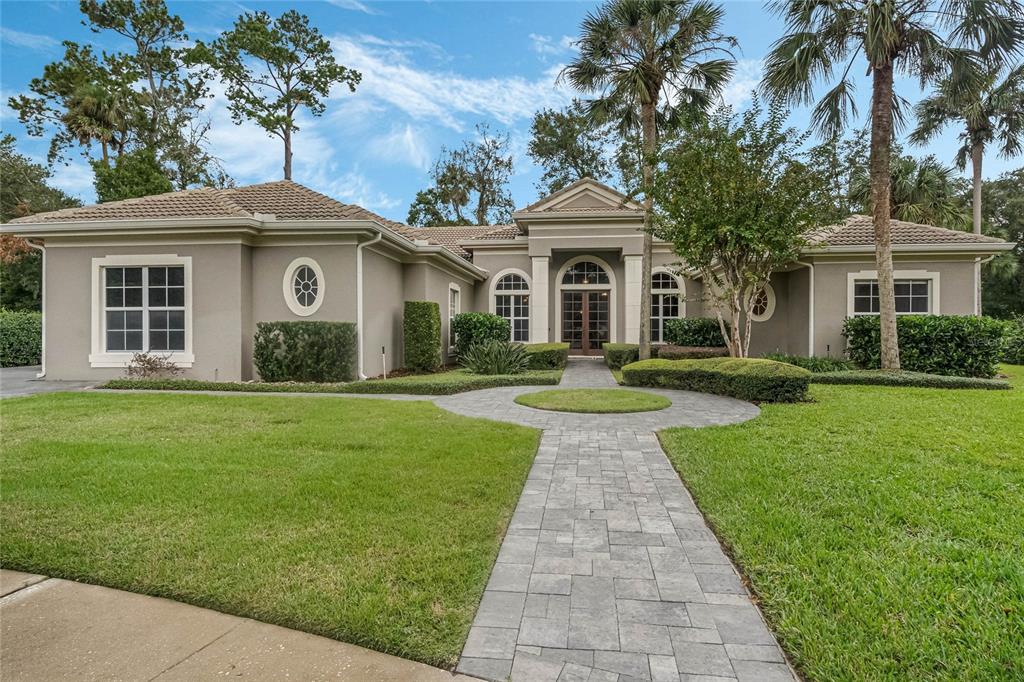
top-left (402, 261), bottom-right (476, 365)
top-left (362, 248), bottom-right (404, 377)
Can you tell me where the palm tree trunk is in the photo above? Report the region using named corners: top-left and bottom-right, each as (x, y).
top-left (971, 142), bottom-right (983, 315)
top-left (283, 127), bottom-right (293, 181)
top-left (870, 61), bottom-right (900, 370)
top-left (638, 103), bottom-right (655, 361)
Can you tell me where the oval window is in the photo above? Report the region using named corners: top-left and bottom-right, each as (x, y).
top-left (283, 258), bottom-right (325, 316)
top-left (749, 283), bottom-right (776, 322)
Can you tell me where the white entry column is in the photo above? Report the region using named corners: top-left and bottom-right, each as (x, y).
top-left (624, 255), bottom-right (642, 343)
top-left (530, 256), bottom-right (550, 343)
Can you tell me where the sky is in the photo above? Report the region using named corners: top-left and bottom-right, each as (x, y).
top-left (1, 0), bottom-right (1020, 223)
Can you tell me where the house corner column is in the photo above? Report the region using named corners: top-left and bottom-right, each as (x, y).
top-left (624, 255), bottom-right (642, 343)
top-left (531, 256), bottom-right (549, 343)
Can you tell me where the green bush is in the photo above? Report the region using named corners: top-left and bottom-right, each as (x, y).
top-left (460, 340), bottom-right (529, 375)
top-left (0, 309), bottom-right (42, 367)
top-left (658, 345), bottom-right (729, 360)
top-left (603, 343), bottom-right (640, 369)
top-left (451, 312), bottom-right (510, 358)
top-left (404, 301), bottom-right (441, 371)
top-left (843, 315), bottom-right (1005, 378)
top-left (763, 353), bottom-right (856, 373)
top-left (525, 342), bottom-right (569, 369)
top-left (1002, 315), bottom-right (1024, 365)
top-left (811, 370), bottom-right (1010, 390)
top-left (664, 318), bottom-right (729, 347)
top-left (622, 357), bottom-right (811, 402)
top-left (253, 321), bottom-right (357, 382)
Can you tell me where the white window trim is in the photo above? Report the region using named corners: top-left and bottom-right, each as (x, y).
top-left (846, 269), bottom-right (941, 317)
top-left (90, 254), bottom-right (194, 368)
top-left (448, 282), bottom-right (461, 352)
top-left (555, 255), bottom-right (618, 346)
top-left (651, 267), bottom-right (685, 341)
top-left (749, 282), bottom-right (777, 323)
top-left (283, 257), bottom-right (325, 316)
top-left (489, 268), bottom-right (532, 342)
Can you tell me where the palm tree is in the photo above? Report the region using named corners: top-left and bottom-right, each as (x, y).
top-left (850, 154), bottom-right (969, 229)
top-left (564, 0), bottom-right (736, 360)
top-left (761, 0), bottom-right (1022, 370)
top-left (63, 83), bottom-right (127, 166)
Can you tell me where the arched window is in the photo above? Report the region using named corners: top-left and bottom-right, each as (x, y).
top-left (749, 283), bottom-right (776, 322)
top-left (651, 271), bottom-right (682, 343)
top-left (494, 273), bottom-right (530, 342)
top-left (562, 260), bottom-right (610, 285)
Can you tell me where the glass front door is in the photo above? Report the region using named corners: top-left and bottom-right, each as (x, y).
top-left (562, 290), bottom-right (610, 355)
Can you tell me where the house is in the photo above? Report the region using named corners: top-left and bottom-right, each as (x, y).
top-left (4, 177), bottom-right (1014, 381)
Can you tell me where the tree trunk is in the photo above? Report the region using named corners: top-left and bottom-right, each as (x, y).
top-left (971, 142), bottom-right (983, 314)
top-left (638, 103), bottom-right (656, 361)
top-left (283, 127), bottom-right (293, 181)
top-left (870, 61), bottom-right (900, 370)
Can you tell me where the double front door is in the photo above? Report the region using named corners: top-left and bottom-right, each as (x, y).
top-left (562, 290), bottom-right (610, 355)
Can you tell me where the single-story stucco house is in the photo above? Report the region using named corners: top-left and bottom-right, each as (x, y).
top-left (4, 177), bottom-right (1015, 381)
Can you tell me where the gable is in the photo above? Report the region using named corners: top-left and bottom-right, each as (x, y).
top-left (522, 177), bottom-right (641, 213)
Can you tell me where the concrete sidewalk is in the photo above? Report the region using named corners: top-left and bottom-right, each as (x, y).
top-left (0, 570), bottom-right (470, 681)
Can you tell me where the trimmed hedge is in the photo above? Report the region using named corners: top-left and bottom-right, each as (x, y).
top-left (812, 370), bottom-right (1010, 390)
top-left (763, 353), bottom-right (856, 373)
top-left (658, 345), bottom-right (729, 360)
top-left (451, 312), bottom-right (510, 359)
top-left (664, 318), bottom-right (728, 347)
top-left (622, 357), bottom-right (811, 402)
top-left (603, 343), bottom-right (641, 370)
top-left (404, 301), bottom-right (441, 371)
top-left (0, 309), bottom-right (42, 367)
top-left (253, 321), bottom-right (357, 382)
top-left (843, 315), bottom-right (1005, 378)
top-left (1003, 315), bottom-right (1024, 365)
top-left (525, 342), bottom-right (569, 369)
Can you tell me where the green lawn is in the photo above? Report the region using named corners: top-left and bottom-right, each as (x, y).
top-left (515, 387), bottom-right (670, 413)
top-left (0, 392), bottom-right (540, 668)
top-left (659, 365), bottom-right (1024, 681)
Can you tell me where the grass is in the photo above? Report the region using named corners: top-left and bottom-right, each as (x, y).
top-left (101, 368), bottom-right (563, 396)
top-left (514, 388), bottom-right (671, 413)
top-left (658, 364), bottom-right (1024, 681)
top-left (0, 392), bottom-right (540, 668)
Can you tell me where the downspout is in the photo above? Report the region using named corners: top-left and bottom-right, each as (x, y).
top-left (795, 260), bottom-right (814, 356)
top-left (356, 231), bottom-right (383, 380)
top-left (26, 240), bottom-right (46, 378)
top-left (974, 254), bottom-right (996, 316)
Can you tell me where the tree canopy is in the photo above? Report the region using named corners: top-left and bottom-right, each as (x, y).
top-left (528, 100), bottom-right (613, 195)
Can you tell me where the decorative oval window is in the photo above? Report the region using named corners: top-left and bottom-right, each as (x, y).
top-left (749, 283), bottom-right (776, 322)
top-left (283, 257), bottom-right (325, 316)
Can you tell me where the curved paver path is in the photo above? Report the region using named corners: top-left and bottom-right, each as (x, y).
top-left (451, 358), bottom-right (795, 682)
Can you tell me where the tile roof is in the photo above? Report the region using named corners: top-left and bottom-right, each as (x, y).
top-left (806, 215), bottom-right (1007, 247)
top-left (412, 226), bottom-right (505, 258)
top-left (519, 176), bottom-right (640, 213)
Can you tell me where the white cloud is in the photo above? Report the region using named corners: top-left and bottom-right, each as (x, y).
top-left (0, 27), bottom-right (58, 51)
top-left (529, 34), bottom-right (577, 57)
top-left (48, 159), bottom-right (94, 199)
top-left (326, 0), bottom-right (378, 15)
top-left (367, 124), bottom-right (431, 170)
top-left (721, 59), bottom-right (763, 108)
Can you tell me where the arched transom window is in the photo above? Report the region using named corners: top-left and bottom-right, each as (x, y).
top-left (651, 271), bottom-right (682, 343)
top-left (562, 261), bottom-right (610, 286)
top-left (495, 273), bottom-right (530, 342)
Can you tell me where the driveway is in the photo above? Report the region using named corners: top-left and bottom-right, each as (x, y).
top-left (0, 366), bottom-right (95, 399)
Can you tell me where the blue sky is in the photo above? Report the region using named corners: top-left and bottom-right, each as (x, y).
top-left (1, 0), bottom-right (1019, 222)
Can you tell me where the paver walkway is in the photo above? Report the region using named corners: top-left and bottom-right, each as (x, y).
top-left (450, 359), bottom-right (795, 682)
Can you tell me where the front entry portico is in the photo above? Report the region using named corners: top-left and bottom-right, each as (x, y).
top-left (556, 256), bottom-right (617, 356)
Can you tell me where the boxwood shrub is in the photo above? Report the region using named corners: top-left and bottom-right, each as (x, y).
top-left (451, 312), bottom-right (510, 358)
top-left (763, 353), bottom-right (856, 373)
top-left (525, 342), bottom-right (569, 369)
top-left (1002, 315), bottom-right (1024, 365)
top-left (843, 315), bottom-right (1005, 378)
top-left (622, 357), bottom-right (811, 402)
top-left (657, 345), bottom-right (729, 360)
top-left (664, 318), bottom-right (729, 347)
top-left (0, 309), bottom-right (42, 367)
top-left (811, 370), bottom-right (1010, 390)
top-left (404, 301), bottom-right (441, 371)
top-left (253, 321), bottom-right (357, 382)
top-left (603, 343), bottom-right (640, 369)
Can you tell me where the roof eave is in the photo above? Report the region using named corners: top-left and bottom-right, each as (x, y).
top-left (805, 242), bottom-right (1016, 255)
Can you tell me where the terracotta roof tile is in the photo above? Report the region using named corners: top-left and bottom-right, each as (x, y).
top-left (411, 226), bottom-right (504, 258)
top-left (806, 215), bottom-right (1006, 247)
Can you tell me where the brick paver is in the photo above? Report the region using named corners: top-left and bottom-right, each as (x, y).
top-left (449, 359), bottom-right (795, 682)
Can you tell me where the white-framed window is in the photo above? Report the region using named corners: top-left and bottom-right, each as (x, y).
top-left (448, 283), bottom-right (461, 351)
top-left (493, 272), bottom-right (530, 342)
top-left (749, 283), bottom-right (776, 323)
top-left (651, 270), bottom-right (683, 343)
top-left (847, 269), bottom-right (940, 316)
top-left (90, 254), bottom-right (193, 368)
top-left (283, 257), bottom-right (325, 316)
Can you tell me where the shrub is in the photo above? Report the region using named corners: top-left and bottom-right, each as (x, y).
top-left (525, 342), bottom-right (569, 369)
top-left (460, 340), bottom-right (529, 375)
top-left (811, 370), bottom-right (1010, 390)
top-left (622, 357), bottom-right (811, 402)
top-left (1002, 315), bottom-right (1024, 365)
top-left (451, 312), bottom-right (510, 359)
top-left (0, 309), bottom-right (42, 367)
top-left (658, 345), bottom-right (729, 360)
top-left (253, 321), bottom-right (357, 382)
top-left (404, 301), bottom-right (441, 372)
top-left (763, 353), bottom-right (856, 373)
top-left (126, 352), bottom-right (183, 378)
top-left (664, 318), bottom-right (729, 347)
top-left (843, 315), bottom-right (1005, 378)
top-left (603, 343), bottom-right (639, 369)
